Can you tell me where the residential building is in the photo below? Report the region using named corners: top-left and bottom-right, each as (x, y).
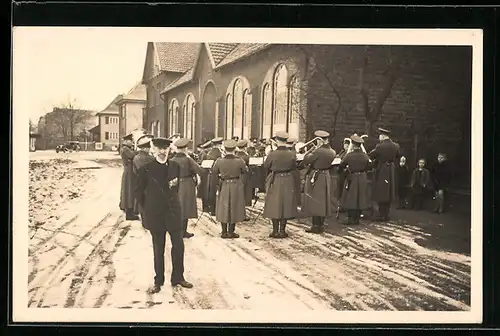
top-left (143, 42), bottom-right (472, 188)
top-left (116, 82), bottom-right (147, 139)
top-left (95, 95), bottom-right (121, 149)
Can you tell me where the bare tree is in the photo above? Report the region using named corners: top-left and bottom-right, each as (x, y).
top-left (293, 45), bottom-right (343, 140)
top-left (46, 97), bottom-right (93, 141)
top-left (359, 46), bottom-right (403, 136)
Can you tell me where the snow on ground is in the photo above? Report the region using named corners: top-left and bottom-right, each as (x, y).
top-left (27, 152), bottom-right (471, 311)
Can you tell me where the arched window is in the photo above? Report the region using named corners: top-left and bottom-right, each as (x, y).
top-left (242, 89), bottom-right (251, 139)
top-left (272, 64), bottom-right (288, 133)
top-left (233, 79), bottom-right (243, 139)
top-left (184, 94), bottom-right (195, 139)
top-left (261, 83), bottom-right (272, 138)
top-left (156, 121), bottom-right (161, 137)
top-left (169, 99), bottom-right (179, 136)
top-left (288, 76), bottom-right (300, 139)
top-left (225, 93), bottom-right (233, 138)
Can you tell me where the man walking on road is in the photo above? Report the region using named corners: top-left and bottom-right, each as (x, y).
top-left (135, 137), bottom-right (193, 294)
top-left (132, 133), bottom-right (154, 220)
top-left (120, 133), bottom-right (139, 220)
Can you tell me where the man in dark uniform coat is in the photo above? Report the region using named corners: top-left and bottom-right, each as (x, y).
top-left (202, 137), bottom-right (223, 215)
top-left (135, 137), bottom-right (193, 294)
top-left (368, 127), bottom-right (401, 221)
top-left (235, 139), bottom-right (253, 221)
top-left (286, 138), bottom-right (302, 207)
top-left (339, 135), bottom-right (371, 225)
top-left (120, 133), bottom-right (139, 220)
top-left (132, 134), bottom-right (154, 219)
top-left (197, 140), bottom-right (212, 202)
top-left (211, 139), bottom-right (248, 238)
top-left (262, 131), bottom-right (299, 238)
top-left (170, 138), bottom-right (204, 239)
top-left (300, 130), bottom-right (337, 234)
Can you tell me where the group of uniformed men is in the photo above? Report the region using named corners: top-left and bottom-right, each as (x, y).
top-left (119, 127), bottom-right (401, 294)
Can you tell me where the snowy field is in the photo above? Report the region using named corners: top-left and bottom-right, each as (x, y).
top-left (27, 151), bottom-right (471, 311)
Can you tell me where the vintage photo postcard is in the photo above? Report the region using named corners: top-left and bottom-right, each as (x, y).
top-left (12, 27), bottom-right (483, 324)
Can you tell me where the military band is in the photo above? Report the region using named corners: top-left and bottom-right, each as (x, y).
top-left (119, 124), bottom-right (410, 291)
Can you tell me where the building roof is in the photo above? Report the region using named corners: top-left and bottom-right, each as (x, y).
top-left (206, 43), bottom-right (239, 64)
top-left (215, 43), bottom-right (271, 68)
top-left (160, 43), bottom-right (271, 94)
top-left (154, 42), bottom-right (200, 73)
top-left (96, 94), bottom-right (122, 116)
top-left (117, 82), bottom-right (146, 103)
top-left (88, 125), bottom-right (100, 133)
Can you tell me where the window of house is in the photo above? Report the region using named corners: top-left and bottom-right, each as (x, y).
top-left (272, 64), bottom-right (288, 133)
top-left (105, 131), bottom-right (110, 140)
top-left (243, 89), bottom-right (251, 139)
top-left (261, 83), bottom-right (272, 138)
top-left (184, 94), bottom-right (195, 139)
top-left (225, 93), bottom-right (233, 138)
top-left (156, 121), bottom-right (161, 137)
top-left (105, 116), bottom-right (110, 124)
top-left (232, 79), bottom-right (243, 139)
top-left (288, 76), bottom-right (300, 138)
top-left (169, 99), bottom-right (179, 135)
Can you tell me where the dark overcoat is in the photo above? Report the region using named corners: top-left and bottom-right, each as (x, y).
top-left (200, 148), bottom-right (222, 208)
top-left (235, 150), bottom-right (254, 206)
top-left (301, 145), bottom-right (337, 217)
top-left (170, 152), bottom-right (204, 220)
top-left (119, 145), bottom-right (138, 211)
top-left (262, 146), bottom-right (299, 220)
top-left (132, 151), bottom-right (154, 214)
top-left (134, 159), bottom-right (182, 233)
top-left (211, 154), bottom-right (247, 223)
top-left (196, 149), bottom-right (209, 199)
top-left (289, 150), bottom-right (302, 206)
top-left (430, 160), bottom-right (451, 191)
top-left (339, 149), bottom-right (371, 210)
top-left (369, 139), bottom-right (401, 203)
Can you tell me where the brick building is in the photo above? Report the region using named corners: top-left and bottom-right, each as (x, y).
top-left (142, 42), bottom-right (472, 188)
top-left (116, 82), bottom-right (147, 140)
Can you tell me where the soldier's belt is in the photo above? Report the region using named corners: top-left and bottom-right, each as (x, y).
top-left (221, 177), bottom-right (240, 181)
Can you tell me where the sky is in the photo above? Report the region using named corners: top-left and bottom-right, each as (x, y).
top-left (13, 28), bottom-right (147, 123)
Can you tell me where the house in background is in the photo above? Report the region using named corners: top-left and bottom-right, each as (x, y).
top-left (141, 42), bottom-right (200, 137)
top-left (116, 82), bottom-right (147, 140)
top-left (95, 94), bottom-right (121, 150)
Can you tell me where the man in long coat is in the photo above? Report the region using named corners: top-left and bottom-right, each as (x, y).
top-left (235, 139), bottom-right (253, 221)
top-left (135, 137), bottom-right (193, 294)
top-left (211, 139), bottom-right (248, 239)
top-left (196, 141), bottom-right (211, 200)
top-left (300, 130), bottom-right (337, 234)
top-left (262, 131), bottom-right (299, 238)
top-left (170, 138), bottom-right (204, 239)
top-left (339, 135), bottom-right (371, 225)
top-left (132, 133), bottom-right (154, 219)
top-left (286, 138), bottom-right (302, 207)
top-left (201, 137), bottom-right (223, 216)
top-left (120, 133), bottom-right (139, 220)
top-left (368, 127), bottom-right (401, 221)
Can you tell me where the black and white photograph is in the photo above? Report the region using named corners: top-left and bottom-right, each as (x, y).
top-left (12, 27), bottom-right (482, 324)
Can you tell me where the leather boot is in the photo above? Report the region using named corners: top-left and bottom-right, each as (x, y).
top-left (183, 219), bottom-right (194, 238)
top-left (228, 223), bottom-right (239, 238)
top-left (306, 217), bottom-right (320, 233)
top-left (269, 220), bottom-right (279, 238)
top-left (317, 217), bottom-right (325, 233)
top-left (220, 223), bottom-right (229, 238)
top-left (278, 220), bottom-right (289, 238)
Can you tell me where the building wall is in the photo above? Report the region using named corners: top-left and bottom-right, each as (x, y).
top-left (98, 114), bottom-right (120, 147)
top-left (118, 101), bottom-right (146, 139)
top-left (144, 72), bottom-right (178, 137)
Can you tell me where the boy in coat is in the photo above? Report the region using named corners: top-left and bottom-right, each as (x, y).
top-left (431, 152), bottom-right (451, 214)
top-left (396, 156), bottom-right (411, 209)
top-left (135, 137), bottom-right (193, 294)
top-left (410, 158), bottom-right (431, 210)
top-left (170, 138), bottom-right (204, 238)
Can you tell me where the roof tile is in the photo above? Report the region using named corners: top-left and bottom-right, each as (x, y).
top-left (121, 82), bottom-right (147, 101)
top-left (162, 68), bottom-right (195, 94)
top-left (215, 43), bottom-right (271, 68)
top-left (154, 42), bottom-right (200, 73)
top-left (206, 43), bottom-right (239, 64)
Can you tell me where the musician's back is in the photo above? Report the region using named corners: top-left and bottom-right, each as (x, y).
top-left (264, 147), bottom-right (297, 172)
top-left (370, 139), bottom-right (401, 163)
top-left (206, 148), bottom-right (222, 160)
top-left (303, 145), bottom-right (337, 169)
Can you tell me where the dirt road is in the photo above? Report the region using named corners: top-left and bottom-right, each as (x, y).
top-left (28, 155), bottom-right (471, 311)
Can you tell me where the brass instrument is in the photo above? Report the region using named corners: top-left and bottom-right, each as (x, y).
top-left (346, 134), bottom-right (368, 154)
top-left (296, 137), bottom-right (322, 153)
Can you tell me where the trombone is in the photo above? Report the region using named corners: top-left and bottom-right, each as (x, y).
top-left (296, 137), bottom-right (323, 154)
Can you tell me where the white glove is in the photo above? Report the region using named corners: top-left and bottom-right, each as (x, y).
top-left (196, 175), bottom-right (201, 186)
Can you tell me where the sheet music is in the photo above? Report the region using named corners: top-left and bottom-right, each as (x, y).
top-left (201, 160), bottom-right (215, 169)
top-left (331, 157), bottom-right (342, 166)
top-left (249, 157), bottom-right (264, 166)
top-left (296, 154), bottom-right (305, 161)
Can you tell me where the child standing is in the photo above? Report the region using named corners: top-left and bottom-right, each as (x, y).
top-left (410, 158), bottom-right (431, 210)
top-left (431, 153), bottom-right (451, 214)
top-left (396, 156), bottom-right (411, 209)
